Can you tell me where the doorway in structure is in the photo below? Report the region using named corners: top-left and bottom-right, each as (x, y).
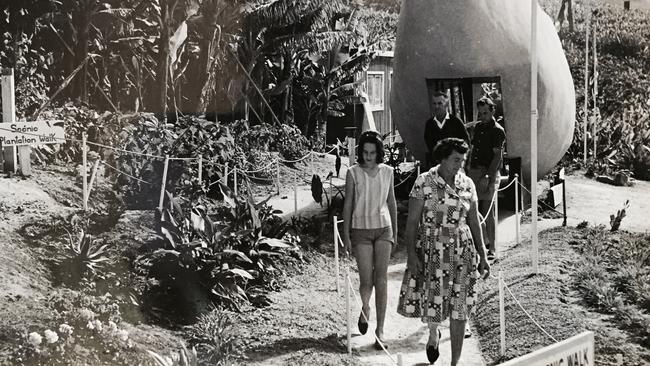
top-left (426, 76), bottom-right (520, 210)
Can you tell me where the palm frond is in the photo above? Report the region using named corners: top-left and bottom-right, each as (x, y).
top-left (272, 30), bottom-right (356, 54)
top-left (252, 0), bottom-right (326, 28)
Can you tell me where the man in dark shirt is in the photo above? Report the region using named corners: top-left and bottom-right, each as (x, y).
top-left (423, 91), bottom-right (470, 169)
top-left (466, 97), bottom-right (506, 259)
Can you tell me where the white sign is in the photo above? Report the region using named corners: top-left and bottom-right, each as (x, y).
top-left (0, 120), bottom-right (64, 146)
top-left (550, 183), bottom-right (564, 207)
top-left (500, 331), bottom-right (594, 366)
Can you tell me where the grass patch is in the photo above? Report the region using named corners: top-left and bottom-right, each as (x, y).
top-left (473, 226), bottom-right (650, 366)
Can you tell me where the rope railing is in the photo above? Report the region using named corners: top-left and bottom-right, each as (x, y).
top-left (503, 281), bottom-right (558, 343)
top-left (345, 274), bottom-right (399, 365)
top-left (517, 182), bottom-right (574, 221)
top-left (332, 216), bottom-right (402, 365)
top-left (102, 161), bottom-right (153, 185)
top-left (393, 169), bottom-right (416, 188)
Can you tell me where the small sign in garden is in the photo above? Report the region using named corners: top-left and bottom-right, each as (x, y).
top-left (501, 331), bottom-right (594, 366)
top-left (0, 121), bottom-right (64, 146)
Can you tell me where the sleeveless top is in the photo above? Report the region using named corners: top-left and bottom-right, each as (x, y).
top-left (348, 163), bottom-right (394, 229)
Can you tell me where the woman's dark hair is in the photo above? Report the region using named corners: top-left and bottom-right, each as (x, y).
top-left (432, 137), bottom-right (469, 162)
top-left (356, 130), bottom-right (385, 164)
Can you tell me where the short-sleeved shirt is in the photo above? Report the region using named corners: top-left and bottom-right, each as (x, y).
top-left (469, 118), bottom-right (505, 168)
top-left (348, 163), bottom-right (394, 229)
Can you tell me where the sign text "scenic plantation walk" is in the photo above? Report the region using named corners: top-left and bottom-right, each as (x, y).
top-left (0, 121), bottom-right (65, 146)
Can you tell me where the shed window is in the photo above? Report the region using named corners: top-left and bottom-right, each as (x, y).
top-left (367, 71), bottom-right (384, 110)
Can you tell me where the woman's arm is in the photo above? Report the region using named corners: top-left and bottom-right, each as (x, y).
top-left (405, 197), bottom-right (424, 272)
top-left (387, 169), bottom-right (398, 244)
top-left (342, 169), bottom-right (355, 254)
top-left (468, 199), bottom-right (490, 279)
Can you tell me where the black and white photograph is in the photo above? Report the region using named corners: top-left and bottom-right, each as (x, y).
top-left (0, 0), bottom-right (648, 365)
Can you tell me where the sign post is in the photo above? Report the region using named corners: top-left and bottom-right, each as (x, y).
top-left (1, 68), bottom-right (18, 175)
top-left (2, 69), bottom-right (66, 177)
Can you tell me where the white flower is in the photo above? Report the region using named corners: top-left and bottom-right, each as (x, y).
top-left (116, 329), bottom-right (129, 342)
top-left (93, 319), bottom-right (103, 332)
top-left (107, 321), bottom-right (118, 333)
top-left (58, 324), bottom-right (73, 336)
top-left (44, 329), bottom-right (59, 344)
top-left (79, 308), bottom-right (95, 321)
top-left (86, 321), bottom-right (95, 330)
top-left (27, 332), bottom-right (42, 347)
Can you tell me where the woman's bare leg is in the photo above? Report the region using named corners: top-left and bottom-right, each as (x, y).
top-left (354, 243), bottom-right (374, 324)
top-left (373, 239), bottom-right (392, 339)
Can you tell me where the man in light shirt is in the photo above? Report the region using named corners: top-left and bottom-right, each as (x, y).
top-left (423, 91), bottom-right (470, 169)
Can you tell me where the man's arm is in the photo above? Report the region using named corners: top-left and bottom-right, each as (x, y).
top-left (487, 129), bottom-right (506, 183)
top-left (424, 118), bottom-right (434, 154)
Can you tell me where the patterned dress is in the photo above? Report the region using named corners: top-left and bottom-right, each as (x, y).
top-left (397, 167), bottom-right (479, 323)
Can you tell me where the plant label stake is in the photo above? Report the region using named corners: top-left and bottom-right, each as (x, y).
top-left (158, 155), bottom-right (170, 212)
top-left (82, 132), bottom-right (88, 210)
top-left (223, 163), bottom-right (229, 185)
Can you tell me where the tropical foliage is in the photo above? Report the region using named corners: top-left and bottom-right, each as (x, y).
top-left (0, 0), bottom-right (387, 147)
top-left (552, 2), bottom-right (650, 179)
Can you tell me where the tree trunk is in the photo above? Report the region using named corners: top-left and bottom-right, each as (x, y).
top-left (73, 1), bottom-right (92, 102)
top-left (158, 0), bottom-right (171, 120)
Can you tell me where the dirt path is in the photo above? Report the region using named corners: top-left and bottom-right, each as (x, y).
top-left (348, 246), bottom-right (486, 366)
top-left (266, 156), bottom-right (487, 366)
top-left (263, 167), bottom-right (650, 365)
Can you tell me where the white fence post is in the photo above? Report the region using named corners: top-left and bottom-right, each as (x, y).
top-left (276, 160), bottom-right (280, 195)
top-left (85, 159), bottom-right (100, 207)
top-left (499, 270), bottom-right (506, 356)
top-left (293, 170), bottom-right (298, 215)
top-left (515, 174), bottom-right (521, 245)
top-left (198, 157), bottom-right (203, 182)
top-left (333, 215), bottom-right (340, 293)
top-left (158, 155), bottom-right (170, 212)
top-left (494, 186), bottom-right (499, 258)
top-left (345, 270), bottom-right (352, 355)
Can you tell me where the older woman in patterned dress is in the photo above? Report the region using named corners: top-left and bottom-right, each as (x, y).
top-left (397, 138), bottom-right (490, 365)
